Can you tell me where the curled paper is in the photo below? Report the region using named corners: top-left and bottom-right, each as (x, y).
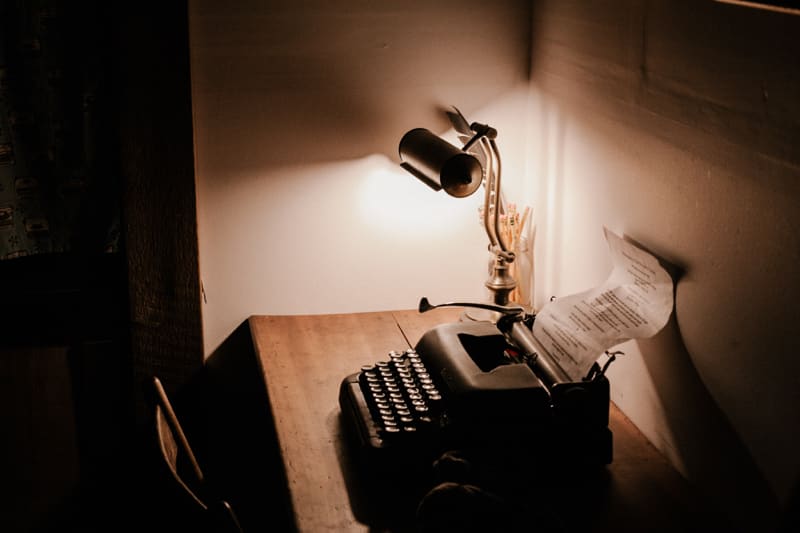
top-left (532, 227), bottom-right (675, 381)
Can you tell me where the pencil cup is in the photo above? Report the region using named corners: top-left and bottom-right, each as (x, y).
top-left (510, 235), bottom-right (533, 311)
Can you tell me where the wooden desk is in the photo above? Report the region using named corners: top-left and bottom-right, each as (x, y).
top-left (250, 310), bottom-right (729, 532)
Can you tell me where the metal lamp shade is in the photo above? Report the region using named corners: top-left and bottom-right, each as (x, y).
top-left (398, 128), bottom-right (482, 198)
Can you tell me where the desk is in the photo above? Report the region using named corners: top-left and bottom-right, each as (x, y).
top-left (250, 310), bottom-right (728, 532)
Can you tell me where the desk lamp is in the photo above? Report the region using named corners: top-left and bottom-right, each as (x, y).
top-left (398, 107), bottom-right (518, 309)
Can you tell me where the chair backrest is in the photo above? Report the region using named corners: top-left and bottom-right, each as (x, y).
top-left (153, 376), bottom-right (244, 533)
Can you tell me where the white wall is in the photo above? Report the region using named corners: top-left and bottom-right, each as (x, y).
top-left (190, 0), bottom-right (800, 529)
top-left (189, 0), bottom-right (533, 353)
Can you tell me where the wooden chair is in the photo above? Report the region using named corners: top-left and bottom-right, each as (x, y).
top-left (153, 375), bottom-right (244, 533)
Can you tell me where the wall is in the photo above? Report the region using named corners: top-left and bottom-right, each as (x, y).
top-left (190, 0), bottom-right (800, 530)
top-left (189, 0), bottom-right (533, 354)
top-left (528, 0), bottom-right (800, 529)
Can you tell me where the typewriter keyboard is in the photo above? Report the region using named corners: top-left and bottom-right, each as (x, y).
top-left (358, 349), bottom-right (445, 440)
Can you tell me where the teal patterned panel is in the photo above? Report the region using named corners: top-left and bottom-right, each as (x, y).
top-left (0, 1), bottom-right (119, 261)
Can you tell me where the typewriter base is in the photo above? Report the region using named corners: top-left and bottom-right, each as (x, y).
top-left (339, 371), bottom-right (613, 529)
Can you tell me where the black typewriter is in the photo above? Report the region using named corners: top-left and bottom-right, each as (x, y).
top-left (338, 348), bottom-right (449, 470)
top-left (339, 298), bottom-right (614, 479)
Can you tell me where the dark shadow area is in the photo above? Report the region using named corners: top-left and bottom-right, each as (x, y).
top-left (636, 312), bottom-right (781, 531)
top-left (616, 235), bottom-right (781, 530)
top-left (190, 1), bottom-right (533, 172)
top-left (122, 320), bottom-right (296, 532)
top-left (177, 320), bottom-right (297, 533)
top-left (0, 252), bottom-right (134, 533)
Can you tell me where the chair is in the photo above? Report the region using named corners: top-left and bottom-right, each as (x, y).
top-left (153, 375), bottom-right (244, 533)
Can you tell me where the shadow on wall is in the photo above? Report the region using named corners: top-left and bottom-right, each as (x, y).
top-left (165, 321), bottom-right (298, 533)
top-left (637, 311), bottom-right (781, 531)
top-left (624, 238), bottom-right (781, 530)
top-left (189, 0), bottom-right (533, 172)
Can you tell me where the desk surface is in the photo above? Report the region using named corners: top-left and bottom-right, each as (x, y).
top-left (250, 310), bottom-right (726, 532)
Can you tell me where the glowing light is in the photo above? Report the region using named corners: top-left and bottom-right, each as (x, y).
top-left (356, 154), bottom-right (482, 240)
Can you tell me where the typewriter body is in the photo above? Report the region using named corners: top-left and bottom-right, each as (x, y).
top-left (338, 300), bottom-right (613, 479)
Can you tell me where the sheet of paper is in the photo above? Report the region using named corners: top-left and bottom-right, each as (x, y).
top-left (531, 227), bottom-right (674, 381)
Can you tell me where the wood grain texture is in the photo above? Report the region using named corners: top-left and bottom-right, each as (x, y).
top-left (249, 309), bottom-right (459, 531)
top-left (250, 310), bottom-right (732, 532)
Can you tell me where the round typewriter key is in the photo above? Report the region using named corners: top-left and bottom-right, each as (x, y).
top-left (379, 408), bottom-right (392, 416)
top-left (414, 405), bottom-right (429, 413)
top-left (383, 419), bottom-right (398, 426)
top-left (400, 415), bottom-right (415, 424)
top-left (408, 393), bottom-right (423, 401)
top-left (389, 392), bottom-right (403, 399)
top-left (383, 426), bottom-right (401, 434)
top-left (376, 402), bottom-right (391, 410)
top-left (418, 415), bottom-right (433, 423)
top-left (417, 372), bottom-right (431, 380)
top-left (412, 399), bottom-right (426, 406)
top-left (427, 393), bottom-right (442, 401)
top-left (421, 383), bottom-right (436, 391)
top-left (372, 391), bottom-right (386, 399)
top-left (396, 408), bottom-right (411, 416)
top-left (386, 385), bottom-right (400, 393)
top-left (403, 426), bottom-right (417, 433)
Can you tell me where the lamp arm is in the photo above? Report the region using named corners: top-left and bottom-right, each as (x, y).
top-left (481, 137), bottom-right (514, 261)
top-left (459, 120), bottom-right (513, 262)
top-left (480, 138), bottom-right (498, 249)
top-left (488, 137), bottom-right (511, 255)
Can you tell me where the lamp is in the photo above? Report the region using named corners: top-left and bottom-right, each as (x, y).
top-left (398, 107), bottom-right (519, 310)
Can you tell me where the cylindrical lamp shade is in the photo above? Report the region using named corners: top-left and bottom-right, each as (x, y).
top-left (398, 128), bottom-right (482, 198)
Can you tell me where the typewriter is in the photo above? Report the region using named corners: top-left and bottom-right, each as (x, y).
top-left (338, 298), bottom-right (614, 481)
